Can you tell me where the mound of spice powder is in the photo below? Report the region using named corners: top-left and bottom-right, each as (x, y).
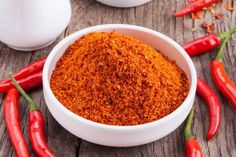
top-left (50, 32), bottom-right (189, 126)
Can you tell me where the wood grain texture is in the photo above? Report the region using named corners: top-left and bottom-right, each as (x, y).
top-left (0, 0), bottom-right (235, 156)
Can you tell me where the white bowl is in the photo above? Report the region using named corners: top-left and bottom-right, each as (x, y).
top-left (96, 0), bottom-right (152, 8)
top-left (43, 24), bottom-right (197, 147)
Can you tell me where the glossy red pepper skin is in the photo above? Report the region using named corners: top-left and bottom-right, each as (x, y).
top-left (0, 71), bottom-right (42, 93)
top-left (175, 0), bottom-right (218, 16)
top-left (4, 88), bottom-right (30, 157)
top-left (211, 60), bottom-right (236, 109)
top-left (29, 111), bottom-right (55, 157)
top-left (185, 139), bottom-right (203, 157)
top-left (0, 57), bottom-right (46, 84)
top-left (8, 74), bottom-right (55, 157)
top-left (185, 109), bottom-right (202, 157)
top-left (197, 77), bottom-right (221, 141)
top-left (183, 34), bottom-right (221, 56)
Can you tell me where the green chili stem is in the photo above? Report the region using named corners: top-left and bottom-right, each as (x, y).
top-left (8, 73), bottom-right (39, 112)
top-left (218, 32), bottom-right (228, 41)
top-left (229, 27), bottom-right (236, 35)
top-left (215, 35), bottom-right (230, 61)
top-left (216, 27), bottom-right (236, 61)
top-left (184, 108), bottom-right (195, 141)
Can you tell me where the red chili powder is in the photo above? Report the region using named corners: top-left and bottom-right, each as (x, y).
top-left (50, 32), bottom-right (189, 126)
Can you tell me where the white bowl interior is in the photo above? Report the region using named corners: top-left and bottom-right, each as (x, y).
top-left (43, 24), bottom-right (197, 147)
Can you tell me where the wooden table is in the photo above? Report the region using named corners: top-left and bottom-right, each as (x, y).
top-left (0, 0), bottom-right (235, 156)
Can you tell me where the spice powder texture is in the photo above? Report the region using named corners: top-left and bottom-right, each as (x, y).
top-left (50, 32), bottom-right (189, 126)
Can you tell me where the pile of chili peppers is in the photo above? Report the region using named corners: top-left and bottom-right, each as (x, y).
top-left (182, 27), bottom-right (236, 156)
top-left (9, 73), bottom-right (55, 157)
top-left (0, 58), bottom-right (55, 157)
top-left (173, 2), bottom-right (235, 155)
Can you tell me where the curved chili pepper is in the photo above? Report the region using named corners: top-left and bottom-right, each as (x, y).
top-left (197, 77), bottom-right (221, 141)
top-left (29, 111), bottom-right (55, 157)
top-left (0, 57), bottom-right (46, 84)
top-left (0, 71), bottom-right (42, 93)
top-left (9, 74), bottom-right (55, 157)
top-left (4, 88), bottom-right (30, 157)
top-left (183, 34), bottom-right (221, 56)
top-left (185, 109), bottom-right (202, 157)
top-left (211, 61), bottom-right (236, 109)
top-left (175, 0), bottom-right (218, 17)
top-left (210, 33), bottom-right (236, 109)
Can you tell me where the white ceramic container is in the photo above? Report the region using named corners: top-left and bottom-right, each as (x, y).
top-left (96, 0), bottom-right (152, 8)
top-left (0, 0), bottom-right (71, 51)
top-left (43, 24), bottom-right (197, 147)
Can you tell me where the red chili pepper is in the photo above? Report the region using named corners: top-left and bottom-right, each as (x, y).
top-left (9, 74), bottom-right (55, 157)
top-left (0, 71), bottom-right (42, 93)
top-left (211, 60), bottom-right (236, 108)
top-left (4, 88), bottom-right (30, 157)
top-left (183, 28), bottom-right (236, 57)
top-left (0, 57), bottom-right (46, 84)
top-left (186, 140), bottom-right (202, 157)
top-left (185, 109), bottom-right (202, 157)
top-left (175, 0), bottom-right (218, 17)
top-left (29, 111), bottom-right (55, 157)
top-left (183, 34), bottom-right (221, 56)
top-left (210, 32), bottom-right (236, 109)
top-left (197, 77), bottom-right (221, 141)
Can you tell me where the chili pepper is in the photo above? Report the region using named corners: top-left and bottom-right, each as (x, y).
top-left (0, 57), bottom-right (46, 84)
top-left (211, 60), bottom-right (236, 109)
top-left (197, 77), bottom-right (221, 141)
top-left (183, 34), bottom-right (221, 56)
top-left (9, 74), bottom-right (55, 157)
top-left (4, 88), bottom-right (30, 157)
top-left (185, 109), bottom-right (202, 157)
top-left (175, 0), bottom-right (218, 17)
top-left (0, 71), bottom-right (42, 93)
top-left (210, 34), bottom-right (236, 109)
top-left (183, 27), bottom-right (236, 56)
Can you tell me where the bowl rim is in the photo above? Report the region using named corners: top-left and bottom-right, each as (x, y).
top-left (96, 0), bottom-right (152, 8)
top-left (43, 24), bottom-right (197, 131)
